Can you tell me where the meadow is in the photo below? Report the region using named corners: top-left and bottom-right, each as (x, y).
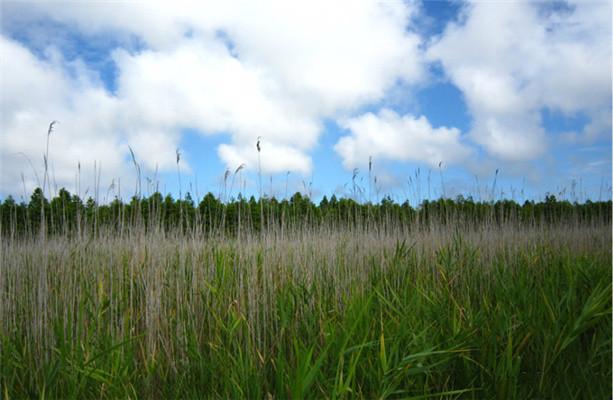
top-left (0, 190), bottom-right (611, 399)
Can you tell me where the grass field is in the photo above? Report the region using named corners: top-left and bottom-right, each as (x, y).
top-left (1, 218), bottom-right (610, 399)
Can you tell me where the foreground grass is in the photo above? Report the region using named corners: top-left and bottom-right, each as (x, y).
top-left (1, 224), bottom-right (611, 399)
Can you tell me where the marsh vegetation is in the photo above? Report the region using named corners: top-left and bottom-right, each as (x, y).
top-left (0, 190), bottom-right (611, 398)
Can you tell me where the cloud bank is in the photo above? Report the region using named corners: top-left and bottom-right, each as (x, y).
top-left (1, 0), bottom-right (425, 195)
top-left (427, 0), bottom-right (611, 161)
top-left (0, 0), bottom-right (610, 198)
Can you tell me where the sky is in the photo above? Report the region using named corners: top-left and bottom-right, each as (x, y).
top-left (0, 0), bottom-right (611, 205)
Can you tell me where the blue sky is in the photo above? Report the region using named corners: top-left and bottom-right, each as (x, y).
top-left (1, 0), bottom-right (611, 204)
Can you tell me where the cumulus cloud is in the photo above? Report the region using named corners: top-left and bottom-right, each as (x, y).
top-left (3, 0), bottom-right (607, 198)
top-left (111, 39), bottom-right (320, 171)
top-left (335, 109), bottom-right (472, 169)
top-left (428, 0), bottom-right (611, 161)
top-left (218, 141), bottom-right (312, 175)
top-left (1, 0), bottom-right (426, 196)
top-left (0, 36), bottom-right (129, 198)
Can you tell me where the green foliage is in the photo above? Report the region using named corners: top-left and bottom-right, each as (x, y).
top-left (1, 187), bottom-right (610, 398)
top-left (1, 188), bottom-right (610, 239)
top-left (1, 225), bottom-right (610, 398)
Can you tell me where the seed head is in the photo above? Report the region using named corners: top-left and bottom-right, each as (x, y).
top-left (48, 120), bottom-right (59, 136)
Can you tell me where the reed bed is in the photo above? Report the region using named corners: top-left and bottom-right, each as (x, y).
top-left (1, 219), bottom-right (610, 399)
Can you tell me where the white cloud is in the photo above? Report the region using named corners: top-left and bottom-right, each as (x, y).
top-left (218, 1), bottom-right (424, 114)
top-left (335, 109), bottom-right (472, 169)
top-left (3, 0), bottom-right (607, 198)
top-left (428, 0), bottom-right (611, 162)
top-left (218, 141), bottom-right (311, 175)
top-left (1, 0), bottom-right (426, 197)
top-left (111, 40), bottom-right (321, 170)
top-left (0, 36), bottom-right (130, 198)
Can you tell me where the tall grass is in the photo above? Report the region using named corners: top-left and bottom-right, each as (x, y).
top-left (1, 217), bottom-right (610, 398)
top-left (2, 122), bottom-right (609, 398)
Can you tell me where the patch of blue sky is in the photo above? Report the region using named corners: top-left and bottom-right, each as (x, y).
top-left (541, 108), bottom-right (591, 135)
top-left (310, 119), bottom-right (356, 200)
top-left (539, 107), bottom-right (611, 200)
top-left (414, 79), bottom-right (471, 133)
top-left (151, 129), bottom-right (228, 201)
top-left (2, 18), bottom-right (144, 94)
top-left (415, 0), bottom-right (465, 37)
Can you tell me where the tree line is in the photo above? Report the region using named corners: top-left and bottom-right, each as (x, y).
top-left (1, 187), bottom-right (610, 239)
